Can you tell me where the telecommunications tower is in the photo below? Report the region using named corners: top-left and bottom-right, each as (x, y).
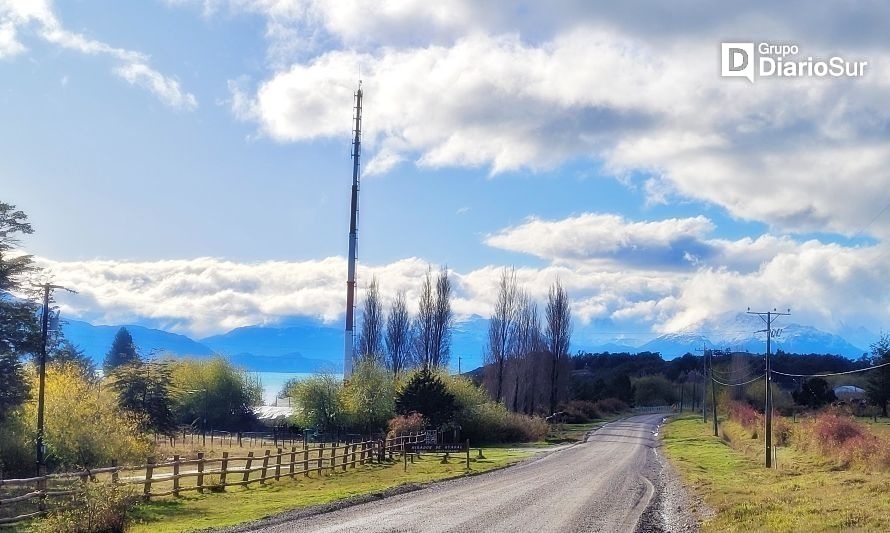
top-left (344, 82), bottom-right (362, 378)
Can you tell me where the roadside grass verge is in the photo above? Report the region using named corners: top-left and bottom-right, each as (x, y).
top-left (127, 447), bottom-right (532, 532)
top-left (663, 415), bottom-right (890, 532)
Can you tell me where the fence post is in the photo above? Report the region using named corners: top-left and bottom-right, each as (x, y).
top-left (466, 439), bottom-right (470, 470)
top-left (220, 451), bottom-right (229, 490)
top-left (143, 457), bottom-right (155, 501)
top-left (260, 450), bottom-right (270, 484)
top-left (289, 447), bottom-right (296, 478)
top-left (173, 455), bottom-right (180, 497)
top-left (111, 460), bottom-right (119, 485)
top-left (330, 444), bottom-right (337, 474)
top-left (317, 443), bottom-right (324, 475)
top-left (275, 447), bottom-right (282, 481)
top-left (242, 452), bottom-right (254, 485)
top-left (303, 448), bottom-right (310, 477)
top-left (197, 452), bottom-right (205, 494)
top-left (351, 444), bottom-right (357, 468)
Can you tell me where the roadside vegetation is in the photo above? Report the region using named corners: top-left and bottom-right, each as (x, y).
top-left (665, 415), bottom-right (890, 532)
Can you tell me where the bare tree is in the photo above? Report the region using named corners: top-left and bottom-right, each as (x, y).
top-left (485, 267), bottom-right (518, 404)
top-left (511, 291), bottom-right (542, 412)
top-left (413, 268), bottom-right (436, 370)
top-left (357, 277), bottom-right (384, 362)
top-left (545, 278), bottom-right (572, 414)
top-left (431, 266), bottom-right (453, 368)
top-left (385, 290), bottom-right (413, 374)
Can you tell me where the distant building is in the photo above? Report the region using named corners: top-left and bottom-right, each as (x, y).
top-left (833, 385), bottom-right (866, 401)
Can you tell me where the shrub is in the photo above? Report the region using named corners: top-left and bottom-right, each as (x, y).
top-left (594, 398), bottom-right (629, 415)
top-left (30, 481), bottom-right (135, 533)
top-left (23, 363), bottom-right (151, 469)
top-left (457, 403), bottom-right (548, 444)
top-left (792, 412), bottom-right (890, 471)
top-left (728, 401), bottom-right (761, 432)
top-left (562, 401), bottom-right (602, 423)
top-left (395, 369), bottom-right (456, 428)
top-left (387, 413), bottom-right (427, 437)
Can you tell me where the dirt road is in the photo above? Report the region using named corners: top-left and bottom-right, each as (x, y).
top-left (243, 414), bottom-right (665, 533)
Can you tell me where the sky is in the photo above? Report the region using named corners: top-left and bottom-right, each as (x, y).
top-left (3, 1), bottom-right (890, 347)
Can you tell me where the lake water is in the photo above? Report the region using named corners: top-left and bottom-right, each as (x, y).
top-left (254, 371), bottom-right (343, 405)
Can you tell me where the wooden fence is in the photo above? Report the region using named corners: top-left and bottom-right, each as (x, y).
top-left (0, 434), bottom-right (423, 526)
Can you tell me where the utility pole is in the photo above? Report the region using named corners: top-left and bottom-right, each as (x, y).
top-left (35, 282), bottom-right (75, 476)
top-left (710, 350), bottom-right (718, 437)
top-left (343, 82), bottom-right (363, 379)
top-left (747, 307), bottom-right (790, 468)
top-left (697, 344), bottom-right (708, 423)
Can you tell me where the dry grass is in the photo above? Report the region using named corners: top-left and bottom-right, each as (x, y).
top-left (664, 416), bottom-right (890, 532)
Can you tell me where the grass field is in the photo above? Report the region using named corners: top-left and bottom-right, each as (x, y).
top-left (663, 415), bottom-right (890, 532)
top-left (126, 447), bottom-right (533, 532)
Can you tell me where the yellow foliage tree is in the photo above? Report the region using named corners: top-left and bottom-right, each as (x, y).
top-left (24, 362), bottom-right (151, 469)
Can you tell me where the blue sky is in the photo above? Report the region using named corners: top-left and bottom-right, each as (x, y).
top-left (3, 1), bottom-right (890, 346)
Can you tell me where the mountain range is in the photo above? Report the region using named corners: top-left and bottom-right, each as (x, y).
top-left (61, 312), bottom-right (871, 374)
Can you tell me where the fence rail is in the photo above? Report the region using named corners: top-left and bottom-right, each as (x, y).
top-left (0, 433), bottom-right (423, 526)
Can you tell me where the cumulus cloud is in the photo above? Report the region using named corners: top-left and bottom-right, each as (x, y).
top-left (176, 0), bottom-right (890, 237)
top-left (486, 213), bottom-right (715, 268)
top-left (0, 0), bottom-right (197, 109)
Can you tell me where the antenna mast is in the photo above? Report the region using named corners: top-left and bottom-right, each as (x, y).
top-left (344, 82), bottom-right (362, 378)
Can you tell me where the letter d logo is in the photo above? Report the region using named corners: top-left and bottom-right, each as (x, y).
top-left (721, 42), bottom-right (754, 83)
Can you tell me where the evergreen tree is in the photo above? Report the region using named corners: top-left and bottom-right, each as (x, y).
top-left (0, 201), bottom-right (39, 417)
top-left (110, 360), bottom-right (177, 434)
top-left (104, 327), bottom-right (139, 372)
top-left (395, 369), bottom-right (456, 428)
top-left (50, 340), bottom-right (96, 379)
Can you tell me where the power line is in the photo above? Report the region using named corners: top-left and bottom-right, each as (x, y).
top-left (771, 360), bottom-right (890, 378)
top-left (711, 374), bottom-right (766, 387)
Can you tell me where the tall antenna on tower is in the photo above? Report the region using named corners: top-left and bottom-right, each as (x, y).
top-left (344, 82), bottom-right (362, 379)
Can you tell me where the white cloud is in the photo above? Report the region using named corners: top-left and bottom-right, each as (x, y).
top-left (485, 213), bottom-right (715, 267)
top-left (187, 0), bottom-right (890, 238)
top-left (115, 63), bottom-right (198, 111)
top-left (0, 0), bottom-right (197, 109)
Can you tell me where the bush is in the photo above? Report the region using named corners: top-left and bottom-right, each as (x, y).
top-left (457, 403), bottom-right (548, 444)
top-left (728, 401), bottom-right (761, 432)
top-left (387, 413), bottom-right (426, 437)
top-left (24, 363), bottom-right (151, 470)
top-left (30, 481), bottom-right (135, 533)
top-left (562, 401), bottom-right (602, 423)
top-left (395, 369), bottom-right (456, 428)
top-left (594, 398), bottom-right (629, 415)
top-left (792, 412), bottom-right (890, 471)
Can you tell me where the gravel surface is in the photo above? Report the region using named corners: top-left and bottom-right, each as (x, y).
top-left (635, 418), bottom-right (706, 533)
top-left (227, 414), bottom-right (670, 533)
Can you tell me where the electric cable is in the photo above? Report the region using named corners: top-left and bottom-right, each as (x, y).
top-left (771, 360), bottom-right (890, 378)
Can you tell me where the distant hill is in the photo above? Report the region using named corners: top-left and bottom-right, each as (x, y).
top-left (62, 319), bottom-right (214, 364)
top-left (61, 312), bottom-right (871, 373)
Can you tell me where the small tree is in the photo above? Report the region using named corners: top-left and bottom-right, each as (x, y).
top-left (110, 360), bottom-right (177, 434)
top-left (341, 358), bottom-right (395, 433)
top-left (50, 340), bottom-right (96, 378)
top-left (792, 377), bottom-right (837, 408)
top-left (395, 369), bottom-right (456, 428)
top-left (357, 277), bottom-right (384, 363)
top-left (866, 334), bottom-right (890, 417)
top-left (287, 373), bottom-right (342, 433)
top-left (103, 327), bottom-right (139, 373)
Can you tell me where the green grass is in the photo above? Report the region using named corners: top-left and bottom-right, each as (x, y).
top-left (663, 415), bottom-right (890, 532)
top-left (126, 447), bottom-right (532, 532)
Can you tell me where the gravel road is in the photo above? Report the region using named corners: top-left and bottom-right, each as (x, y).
top-left (242, 414), bottom-right (668, 533)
